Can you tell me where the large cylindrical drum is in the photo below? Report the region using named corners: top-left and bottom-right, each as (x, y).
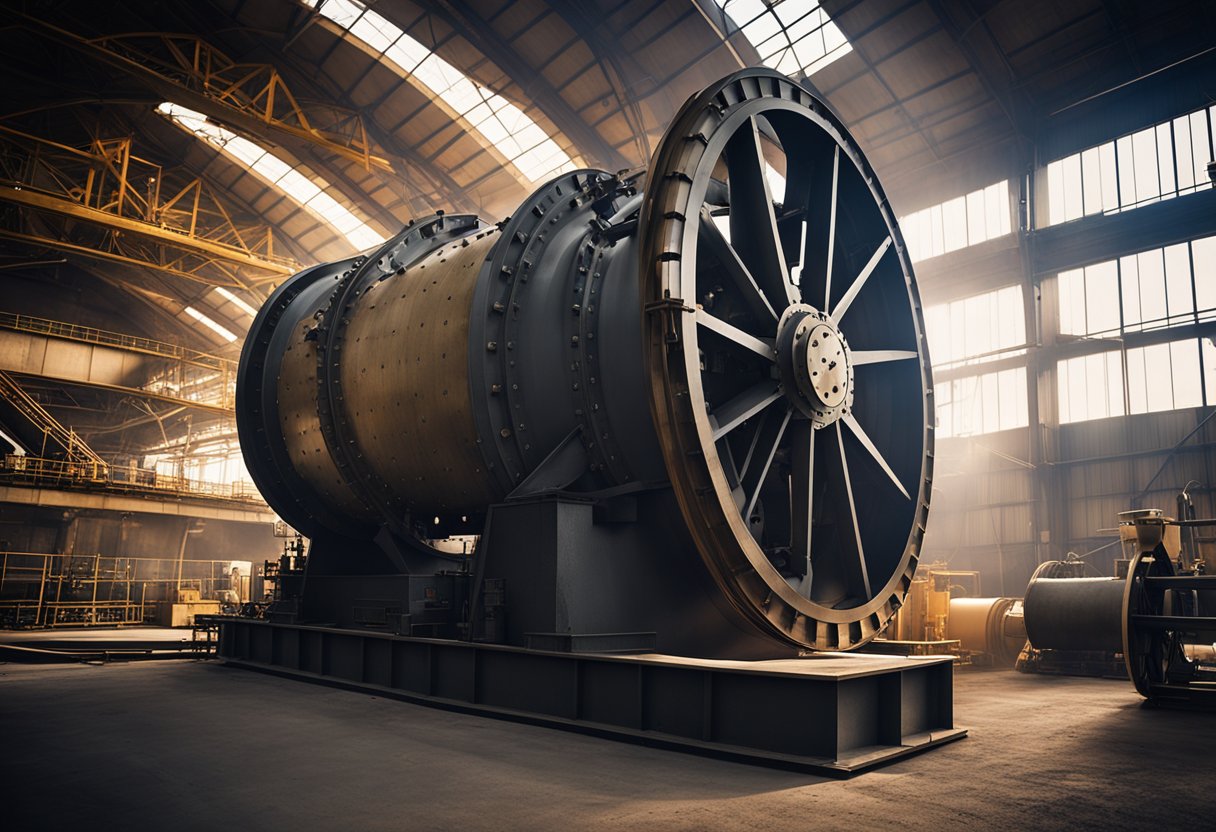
top-left (237, 68), bottom-right (936, 652)
top-left (240, 187), bottom-right (666, 541)
top-left (1024, 577), bottom-right (1124, 652)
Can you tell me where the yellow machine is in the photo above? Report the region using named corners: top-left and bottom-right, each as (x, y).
top-left (158, 588), bottom-right (221, 627)
top-left (890, 563), bottom-right (979, 642)
top-left (1117, 508), bottom-right (1183, 568)
top-left (878, 562), bottom-right (1025, 664)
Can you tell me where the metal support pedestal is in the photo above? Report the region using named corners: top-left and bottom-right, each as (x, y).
top-left (213, 619), bottom-right (965, 776)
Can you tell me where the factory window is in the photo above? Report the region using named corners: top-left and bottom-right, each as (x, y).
top-left (899, 180), bottom-right (1012, 262)
top-left (1057, 235), bottom-right (1216, 337)
top-left (935, 367), bottom-right (1028, 438)
top-left (1204, 339), bottom-right (1216, 405)
top-left (183, 306), bottom-right (237, 343)
top-left (1056, 259), bottom-right (1120, 336)
top-left (150, 438), bottom-right (252, 489)
top-left (1125, 340), bottom-right (1204, 415)
top-left (186, 447), bottom-right (252, 488)
top-left (923, 285), bottom-right (1026, 370)
top-left (1057, 337), bottom-right (1214, 424)
top-left (304, 0), bottom-right (576, 185)
top-left (1044, 105), bottom-right (1214, 226)
top-left (1121, 245), bottom-right (1197, 333)
top-left (157, 103), bottom-right (385, 251)
top-left (1057, 351), bottom-right (1124, 424)
top-left (1195, 236), bottom-right (1216, 322)
top-left (712, 1), bottom-right (853, 76)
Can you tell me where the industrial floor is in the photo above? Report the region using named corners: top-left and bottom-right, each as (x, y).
top-left (0, 627), bottom-right (193, 645)
top-left (1, 660), bottom-right (1212, 831)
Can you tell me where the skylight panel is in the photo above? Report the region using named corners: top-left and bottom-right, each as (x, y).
top-left (225, 139), bottom-right (267, 168)
top-left (157, 102), bottom-right (385, 251)
top-left (350, 13), bottom-right (398, 52)
top-left (713, 0), bottom-right (853, 77)
top-left (474, 113), bottom-right (511, 146)
top-left (213, 287), bottom-right (259, 318)
top-left (385, 37), bottom-right (430, 73)
top-left (252, 153), bottom-right (293, 184)
top-left (441, 76), bottom-right (484, 114)
top-left (786, 8), bottom-right (824, 41)
top-left (304, 0), bottom-right (576, 186)
top-left (726, 0), bottom-right (768, 23)
top-left (777, 1), bottom-right (817, 27)
top-left (184, 306), bottom-right (237, 342)
top-left (318, 0), bottom-right (362, 28)
top-left (275, 168), bottom-right (324, 204)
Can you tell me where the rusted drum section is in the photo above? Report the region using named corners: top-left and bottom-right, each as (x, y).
top-left (239, 214), bottom-right (489, 539)
top-left (278, 302), bottom-right (376, 524)
top-left (340, 232), bottom-right (500, 515)
top-left (238, 257), bottom-right (367, 538)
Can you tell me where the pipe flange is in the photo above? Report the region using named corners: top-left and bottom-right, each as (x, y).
top-left (236, 258), bottom-right (362, 538)
top-left (568, 228), bottom-right (633, 485)
top-left (470, 169), bottom-right (619, 493)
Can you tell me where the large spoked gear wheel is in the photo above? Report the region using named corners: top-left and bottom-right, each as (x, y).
top-left (1122, 546), bottom-right (1183, 698)
top-left (640, 68), bottom-right (933, 651)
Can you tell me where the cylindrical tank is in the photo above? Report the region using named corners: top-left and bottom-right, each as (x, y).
top-left (948, 597), bottom-right (1025, 664)
top-left (242, 182), bottom-right (667, 538)
top-left (1023, 577), bottom-right (1125, 652)
top-left (238, 68), bottom-right (935, 652)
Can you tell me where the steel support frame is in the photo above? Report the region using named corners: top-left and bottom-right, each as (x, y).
top-left (0, 124), bottom-right (295, 288)
top-left (22, 21), bottom-right (389, 173)
top-left (214, 618), bottom-right (964, 775)
top-left (0, 370), bottom-right (231, 415)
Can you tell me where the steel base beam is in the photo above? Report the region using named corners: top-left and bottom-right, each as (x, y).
top-left (213, 618), bottom-right (965, 776)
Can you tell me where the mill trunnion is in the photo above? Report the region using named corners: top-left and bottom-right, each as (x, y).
top-left (215, 68), bottom-right (964, 774)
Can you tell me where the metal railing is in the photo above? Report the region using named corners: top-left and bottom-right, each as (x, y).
top-left (0, 551), bottom-right (252, 628)
top-left (0, 454), bottom-right (266, 506)
top-left (0, 311), bottom-right (238, 410)
top-left (141, 362), bottom-right (236, 411)
top-left (0, 311), bottom-right (236, 371)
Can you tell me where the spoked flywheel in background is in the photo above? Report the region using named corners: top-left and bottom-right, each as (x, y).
top-left (641, 68), bottom-right (933, 651)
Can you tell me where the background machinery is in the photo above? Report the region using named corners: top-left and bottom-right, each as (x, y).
top-left (872, 561), bottom-right (1025, 665)
top-left (1022, 508), bottom-right (1216, 706)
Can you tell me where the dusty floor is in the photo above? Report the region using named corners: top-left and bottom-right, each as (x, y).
top-left (1, 658), bottom-right (1212, 830)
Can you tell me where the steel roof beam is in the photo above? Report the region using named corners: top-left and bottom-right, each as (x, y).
top-left (431, 0), bottom-right (630, 172)
top-left (926, 0), bottom-right (1036, 142)
top-left (0, 188), bottom-right (293, 280)
top-left (22, 17), bottom-right (394, 174)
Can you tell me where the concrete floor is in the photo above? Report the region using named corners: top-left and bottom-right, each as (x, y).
top-left (1, 660), bottom-right (1213, 830)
